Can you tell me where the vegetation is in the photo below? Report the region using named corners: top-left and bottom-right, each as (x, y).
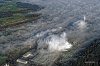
top-left (0, 0), bottom-right (42, 65)
top-left (0, 54), bottom-right (7, 65)
top-left (6, 46), bottom-right (32, 65)
top-left (0, 0), bottom-right (42, 27)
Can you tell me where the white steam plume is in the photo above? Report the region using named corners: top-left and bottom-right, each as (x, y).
top-left (73, 16), bottom-right (87, 31)
top-left (45, 32), bottom-right (72, 52)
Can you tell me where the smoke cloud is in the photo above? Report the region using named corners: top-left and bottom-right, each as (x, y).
top-left (37, 32), bottom-right (72, 52)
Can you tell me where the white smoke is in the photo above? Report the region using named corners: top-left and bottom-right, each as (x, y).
top-left (36, 30), bottom-right (50, 37)
top-left (76, 20), bottom-right (87, 30)
top-left (73, 16), bottom-right (87, 31)
top-left (44, 32), bottom-right (72, 52)
top-left (36, 27), bottom-right (62, 38)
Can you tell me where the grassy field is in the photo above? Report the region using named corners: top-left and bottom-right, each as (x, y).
top-left (0, 13), bottom-right (25, 26)
top-left (0, 0), bottom-right (41, 27)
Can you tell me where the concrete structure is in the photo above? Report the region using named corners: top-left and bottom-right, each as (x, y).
top-left (23, 52), bottom-right (33, 58)
top-left (16, 59), bottom-right (28, 64)
top-left (4, 64), bottom-right (9, 66)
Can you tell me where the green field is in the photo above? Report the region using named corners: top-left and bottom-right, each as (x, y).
top-left (0, 0), bottom-right (41, 27)
top-left (0, 1), bottom-right (20, 12)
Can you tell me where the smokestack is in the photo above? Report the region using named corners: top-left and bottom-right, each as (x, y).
top-left (84, 15), bottom-right (86, 22)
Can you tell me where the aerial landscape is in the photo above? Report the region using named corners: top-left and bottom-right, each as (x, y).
top-left (0, 0), bottom-right (100, 66)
